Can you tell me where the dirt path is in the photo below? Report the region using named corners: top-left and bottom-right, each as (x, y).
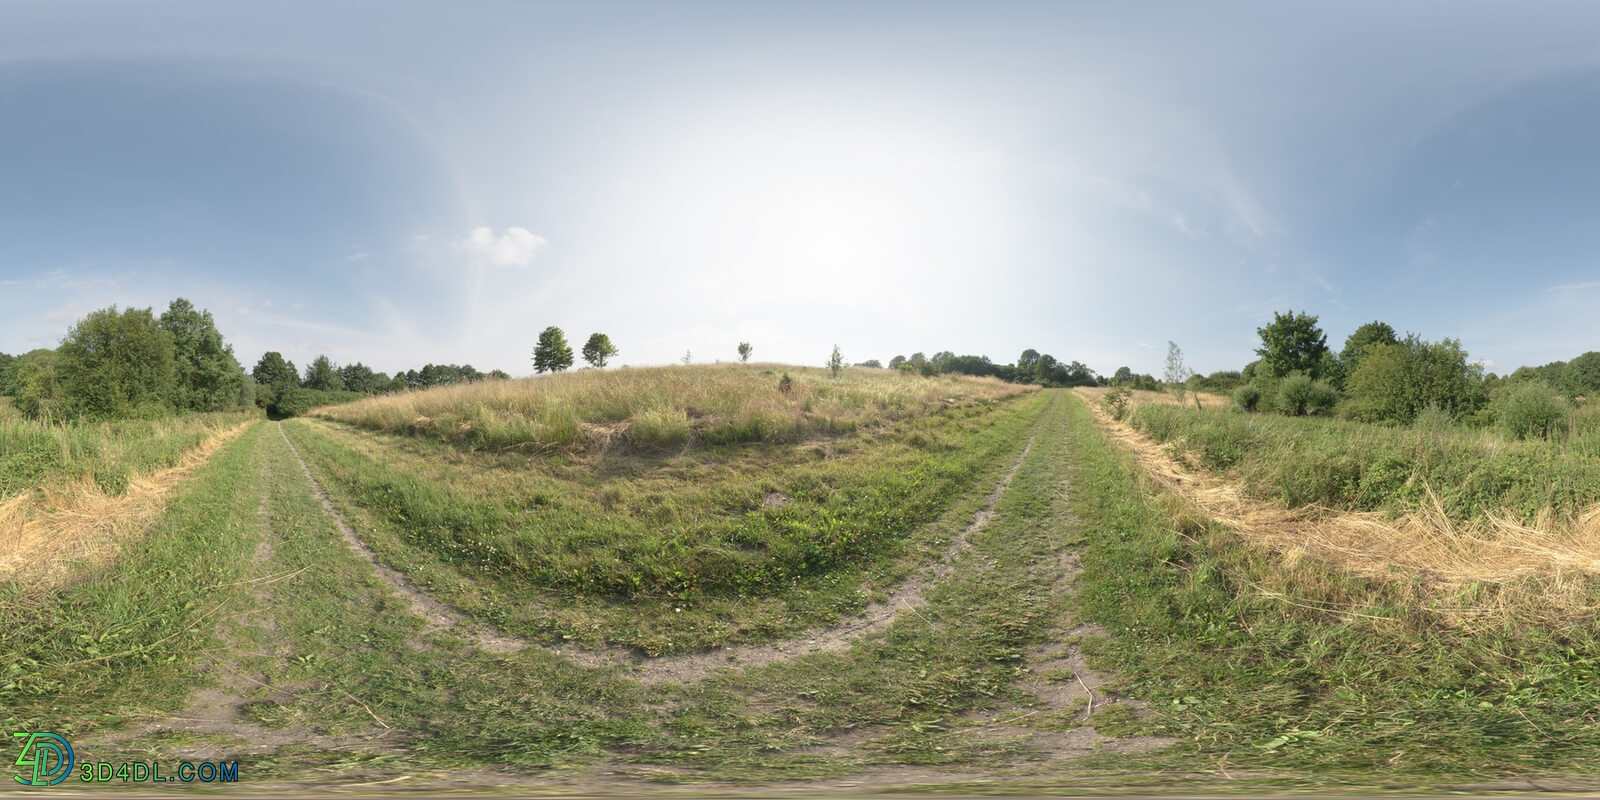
top-left (276, 409), bottom-right (1046, 683)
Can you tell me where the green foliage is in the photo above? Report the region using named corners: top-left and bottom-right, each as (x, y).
top-left (1559, 351), bottom-right (1600, 399)
top-left (0, 352), bottom-right (16, 396)
top-left (1276, 375), bottom-right (1339, 416)
top-left (532, 326), bottom-right (574, 373)
top-left (1254, 309), bottom-right (1330, 379)
top-left (1345, 334), bottom-right (1486, 424)
top-left (1492, 380), bottom-right (1570, 440)
top-left (1102, 383), bottom-right (1132, 421)
top-left (252, 352), bottom-right (299, 396)
top-left (14, 350), bottom-right (62, 421)
top-left (854, 359), bottom-right (882, 369)
top-left (273, 388), bottom-right (365, 418)
top-left (737, 341), bottom-right (753, 363)
top-left (1338, 320), bottom-right (1397, 383)
top-left (337, 362), bottom-right (387, 394)
top-left (303, 354), bottom-right (343, 391)
top-left (1232, 383), bottom-right (1262, 412)
top-left (0, 409), bottom-right (250, 499)
top-left (827, 344), bottom-right (844, 378)
top-left (1410, 403), bottom-right (1456, 434)
top-left (581, 332), bottom-right (619, 368)
top-left (778, 371), bottom-right (794, 394)
top-left (888, 354), bottom-right (907, 369)
top-left (1164, 341), bottom-right (1192, 404)
top-left (58, 306), bottom-right (176, 421)
top-left (159, 298), bottom-right (245, 411)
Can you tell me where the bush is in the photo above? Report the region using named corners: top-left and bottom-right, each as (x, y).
top-left (1411, 403), bottom-right (1456, 434)
top-left (1277, 375), bottom-right (1338, 416)
top-left (1232, 383), bottom-right (1262, 413)
top-left (274, 388), bottom-right (366, 418)
top-left (1101, 384), bottom-right (1132, 420)
top-left (1492, 380), bottom-right (1570, 440)
top-left (778, 372), bottom-right (794, 394)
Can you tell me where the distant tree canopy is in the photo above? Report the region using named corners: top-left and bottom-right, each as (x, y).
top-left (1255, 310), bottom-right (1330, 379)
top-left (533, 326), bottom-right (574, 373)
top-left (252, 352), bottom-right (299, 394)
top-left (303, 355), bottom-right (343, 391)
top-left (160, 298), bottom-right (245, 412)
top-left (737, 341), bottom-right (753, 363)
top-left (854, 359), bottom-right (883, 369)
top-left (337, 362), bottom-right (385, 394)
top-left (887, 355), bottom-right (907, 369)
top-left (0, 352), bottom-right (16, 397)
top-left (14, 350), bottom-right (62, 419)
top-left (581, 332), bottom-right (618, 368)
top-left (398, 363), bottom-right (486, 389)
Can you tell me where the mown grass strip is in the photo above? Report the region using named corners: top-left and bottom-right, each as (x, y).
top-left (0, 421), bottom-right (265, 736)
top-left (1067, 393), bottom-right (1600, 785)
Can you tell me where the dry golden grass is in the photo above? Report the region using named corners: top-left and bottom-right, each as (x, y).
top-left (1074, 384), bottom-right (1231, 410)
top-left (314, 363), bottom-right (1033, 452)
top-left (1073, 389), bottom-right (1600, 623)
top-left (0, 421), bottom-right (254, 590)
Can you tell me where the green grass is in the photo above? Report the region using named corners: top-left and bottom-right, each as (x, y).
top-left (283, 389), bottom-right (1048, 654)
top-left (0, 407), bottom-right (258, 499)
top-left (1129, 401), bottom-right (1600, 522)
top-left (313, 363), bottom-right (1030, 452)
top-left (0, 421), bottom-right (267, 735)
top-left (1068, 392), bottom-right (1600, 783)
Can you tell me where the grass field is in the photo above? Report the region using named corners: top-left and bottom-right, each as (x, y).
top-left (7, 379), bottom-right (1600, 792)
top-left (313, 364), bottom-right (1027, 452)
top-left (1124, 400), bottom-right (1600, 522)
top-left (287, 365), bottom-right (1043, 654)
top-left (0, 407), bottom-right (259, 500)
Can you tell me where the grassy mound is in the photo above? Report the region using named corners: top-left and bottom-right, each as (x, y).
top-left (313, 364), bottom-right (1028, 452)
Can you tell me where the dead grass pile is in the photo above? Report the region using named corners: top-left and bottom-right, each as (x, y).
top-left (0, 421), bottom-right (253, 590)
top-left (1073, 390), bottom-right (1600, 625)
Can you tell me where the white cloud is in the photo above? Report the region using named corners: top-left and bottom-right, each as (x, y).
top-left (346, 251), bottom-right (369, 261)
top-left (454, 226), bottom-right (548, 267)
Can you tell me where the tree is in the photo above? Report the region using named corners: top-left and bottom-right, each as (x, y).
top-left (1112, 366), bottom-right (1133, 385)
top-left (1346, 334), bottom-right (1485, 423)
top-left (1017, 349), bottom-right (1041, 384)
top-left (303, 355), bottom-right (343, 391)
top-left (1255, 310), bottom-right (1330, 379)
top-left (582, 333), bottom-right (619, 368)
top-left (855, 359), bottom-right (883, 369)
top-left (338, 362), bottom-right (382, 394)
top-left (681, 350), bottom-right (692, 366)
top-left (828, 344), bottom-right (845, 378)
top-left (58, 305), bottom-right (176, 420)
top-left (159, 298), bottom-right (245, 411)
top-left (252, 352), bottom-right (299, 394)
top-left (1338, 320), bottom-right (1397, 387)
top-left (737, 341), bottom-right (753, 363)
top-left (888, 355), bottom-right (907, 369)
top-left (532, 326), bottom-right (574, 373)
top-left (1559, 351), bottom-right (1600, 398)
top-left (0, 352), bottom-right (16, 396)
top-left (14, 350), bottom-right (62, 420)
top-left (1165, 341), bottom-right (1193, 405)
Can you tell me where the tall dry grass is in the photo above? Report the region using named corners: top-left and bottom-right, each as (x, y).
top-left (314, 364), bottom-right (1032, 452)
top-left (1076, 391), bottom-right (1600, 624)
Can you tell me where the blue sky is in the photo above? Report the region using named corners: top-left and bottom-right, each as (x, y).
top-left (2, 1), bottom-right (1597, 378)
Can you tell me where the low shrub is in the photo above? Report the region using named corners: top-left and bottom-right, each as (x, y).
top-left (1493, 380), bottom-right (1570, 440)
top-left (1232, 383), bottom-right (1262, 412)
top-left (1277, 375), bottom-right (1339, 416)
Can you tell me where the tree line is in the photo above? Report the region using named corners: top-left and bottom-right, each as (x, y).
top-left (0, 298), bottom-right (516, 422)
top-left (1193, 309), bottom-right (1600, 439)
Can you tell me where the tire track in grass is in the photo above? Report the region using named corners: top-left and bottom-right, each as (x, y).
top-left (277, 400), bottom-right (1048, 683)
